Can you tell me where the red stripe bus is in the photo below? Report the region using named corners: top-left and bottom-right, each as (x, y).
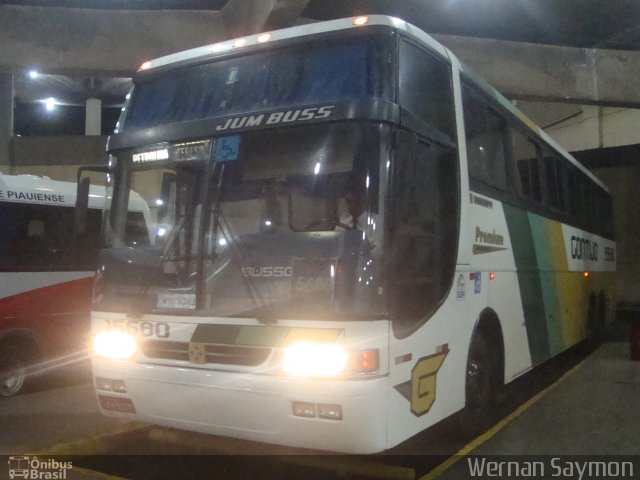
top-left (0, 173), bottom-right (151, 396)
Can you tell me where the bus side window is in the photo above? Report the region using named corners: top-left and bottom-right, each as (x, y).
top-left (510, 129), bottom-right (542, 202)
top-left (399, 40), bottom-right (456, 140)
top-left (566, 167), bottom-right (582, 220)
top-left (21, 217), bottom-right (49, 265)
top-left (462, 87), bottom-right (508, 190)
top-left (600, 188), bottom-right (614, 238)
top-left (543, 151), bottom-right (566, 213)
top-left (0, 203), bottom-right (101, 270)
top-left (75, 209), bottom-right (103, 268)
top-left (125, 211), bottom-right (151, 247)
top-left (388, 134), bottom-right (458, 336)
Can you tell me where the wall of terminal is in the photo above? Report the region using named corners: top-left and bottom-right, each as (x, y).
top-left (1, 135), bottom-right (107, 182)
top-left (591, 165), bottom-right (640, 306)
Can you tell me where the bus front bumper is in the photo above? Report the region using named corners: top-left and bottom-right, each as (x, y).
top-left (92, 358), bottom-right (389, 454)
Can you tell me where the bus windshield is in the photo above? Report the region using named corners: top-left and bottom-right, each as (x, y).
top-left (98, 123), bottom-right (385, 321)
top-left (122, 33), bottom-right (391, 131)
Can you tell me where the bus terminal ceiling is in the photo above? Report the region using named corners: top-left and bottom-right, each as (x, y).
top-left (3, 0), bottom-right (640, 109)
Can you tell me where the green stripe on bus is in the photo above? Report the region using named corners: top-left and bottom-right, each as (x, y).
top-left (503, 204), bottom-right (550, 364)
top-left (529, 214), bottom-right (563, 355)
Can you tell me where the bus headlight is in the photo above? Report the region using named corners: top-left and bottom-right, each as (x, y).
top-left (282, 341), bottom-right (348, 377)
top-left (93, 331), bottom-right (137, 360)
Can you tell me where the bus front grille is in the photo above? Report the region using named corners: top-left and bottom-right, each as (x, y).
top-left (142, 340), bottom-right (271, 366)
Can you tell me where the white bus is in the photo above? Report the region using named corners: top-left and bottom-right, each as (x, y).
top-left (87, 15), bottom-right (616, 453)
top-left (0, 174), bottom-right (151, 396)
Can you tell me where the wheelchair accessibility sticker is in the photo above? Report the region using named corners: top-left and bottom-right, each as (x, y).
top-left (213, 135), bottom-right (241, 162)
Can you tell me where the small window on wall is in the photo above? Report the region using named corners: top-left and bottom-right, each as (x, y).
top-left (462, 86), bottom-right (508, 190)
top-left (510, 128), bottom-right (542, 202)
top-left (399, 40), bottom-right (456, 139)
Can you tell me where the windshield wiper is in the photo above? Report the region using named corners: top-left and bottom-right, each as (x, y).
top-left (127, 216), bottom-right (189, 318)
top-left (160, 216), bottom-right (186, 261)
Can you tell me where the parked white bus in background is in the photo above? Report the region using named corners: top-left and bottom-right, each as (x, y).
top-left (86, 15), bottom-right (616, 453)
top-left (0, 174), bottom-right (151, 396)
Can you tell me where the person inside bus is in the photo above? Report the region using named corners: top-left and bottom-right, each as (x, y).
top-left (338, 185), bottom-right (368, 229)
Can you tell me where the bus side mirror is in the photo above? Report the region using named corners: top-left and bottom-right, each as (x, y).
top-left (75, 176), bottom-right (91, 236)
top-left (74, 165), bottom-right (111, 238)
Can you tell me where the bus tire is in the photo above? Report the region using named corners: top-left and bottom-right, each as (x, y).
top-left (462, 332), bottom-right (500, 430)
top-left (587, 291), bottom-right (606, 338)
top-left (0, 342), bottom-right (38, 397)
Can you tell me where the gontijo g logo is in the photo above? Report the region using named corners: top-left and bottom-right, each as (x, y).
top-left (8, 456), bottom-right (72, 479)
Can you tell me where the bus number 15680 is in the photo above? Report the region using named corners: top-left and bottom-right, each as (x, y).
top-left (104, 319), bottom-right (170, 338)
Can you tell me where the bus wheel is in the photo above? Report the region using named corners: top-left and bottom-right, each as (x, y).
top-left (587, 292), bottom-right (606, 337)
top-left (0, 347), bottom-right (31, 397)
top-left (464, 333), bottom-right (498, 426)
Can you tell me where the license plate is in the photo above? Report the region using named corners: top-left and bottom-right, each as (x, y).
top-left (157, 293), bottom-right (196, 309)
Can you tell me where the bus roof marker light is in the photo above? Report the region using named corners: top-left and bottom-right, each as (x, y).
top-left (232, 38), bottom-right (247, 48)
top-left (257, 33), bottom-right (271, 43)
top-left (583, 271), bottom-right (590, 278)
top-left (353, 16), bottom-right (369, 26)
top-left (210, 43), bottom-right (227, 53)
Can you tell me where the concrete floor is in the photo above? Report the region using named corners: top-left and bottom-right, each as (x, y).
top-left (438, 341), bottom-right (640, 479)
top-left (1, 341), bottom-right (638, 480)
top-left (0, 363), bottom-right (126, 455)
top-left (471, 342), bottom-right (640, 455)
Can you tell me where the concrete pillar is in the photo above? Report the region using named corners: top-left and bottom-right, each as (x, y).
top-left (0, 71), bottom-right (14, 168)
top-left (85, 98), bottom-right (101, 136)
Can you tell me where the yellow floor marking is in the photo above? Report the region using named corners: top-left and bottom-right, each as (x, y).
top-left (28, 423), bottom-right (150, 456)
top-left (69, 466), bottom-right (129, 480)
top-left (419, 344), bottom-right (601, 480)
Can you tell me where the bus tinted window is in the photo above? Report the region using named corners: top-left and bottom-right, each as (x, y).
top-left (510, 128), bottom-right (542, 202)
top-left (463, 87), bottom-right (508, 189)
top-left (598, 188), bottom-right (614, 237)
top-left (0, 203), bottom-right (101, 270)
top-left (125, 211), bottom-right (151, 247)
top-left (125, 35), bottom-right (389, 130)
top-left (543, 152), bottom-right (566, 212)
top-left (389, 136), bottom-right (458, 335)
top-left (566, 166), bottom-right (582, 219)
top-left (399, 41), bottom-right (455, 139)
